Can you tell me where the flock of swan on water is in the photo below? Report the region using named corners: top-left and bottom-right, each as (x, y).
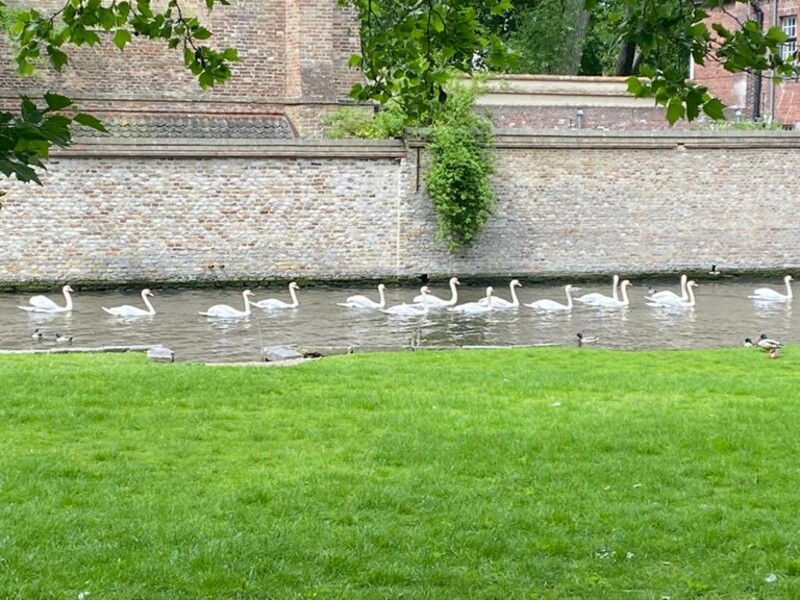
top-left (15, 273), bottom-right (794, 351)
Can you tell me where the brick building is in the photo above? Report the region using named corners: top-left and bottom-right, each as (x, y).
top-left (693, 0), bottom-right (800, 127)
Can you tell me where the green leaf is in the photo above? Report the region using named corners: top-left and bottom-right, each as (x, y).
top-left (666, 97), bottom-right (684, 125)
top-left (46, 47), bottom-right (69, 72)
top-left (702, 98), bottom-right (726, 121)
top-left (43, 92), bottom-right (73, 112)
top-left (74, 113), bottom-right (108, 133)
top-left (222, 47), bottom-right (239, 62)
top-left (113, 29), bottom-right (132, 51)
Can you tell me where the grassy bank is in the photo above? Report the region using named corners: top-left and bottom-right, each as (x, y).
top-left (1, 348), bottom-right (799, 599)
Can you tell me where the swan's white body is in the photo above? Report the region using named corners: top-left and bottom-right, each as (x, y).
top-left (338, 284), bottom-right (387, 309)
top-left (576, 275), bottom-right (619, 305)
top-left (591, 280), bottom-right (632, 308)
top-left (646, 274), bottom-right (688, 303)
top-left (19, 285), bottom-right (74, 313)
top-left (414, 277), bottom-right (460, 307)
top-left (647, 281), bottom-right (698, 308)
top-left (479, 279), bottom-right (521, 308)
top-left (200, 290), bottom-right (254, 318)
top-left (382, 287), bottom-right (431, 316)
top-left (525, 284), bottom-right (578, 312)
top-left (748, 275), bottom-right (794, 302)
top-left (102, 289), bottom-right (156, 317)
top-left (254, 282), bottom-right (300, 309)
top-left (449, 287), bottom-right (495, 314)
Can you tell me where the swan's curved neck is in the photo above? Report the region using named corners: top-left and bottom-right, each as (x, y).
top-left (619, 284), bottom-right (630, 305)
top-left (288, 285), bottom-right (299, 308)
top-left (786, 278), bottom-right (793, 299)
top-left (680, 275), bottom-right (689, 300)
top-left (377, 286), bottom-right (387, 308)
top-left (509, 283), bottom-right (520, 306)
top-left (686, 285), bottom-right (696, 306)
top-left (612, 276), bottom-right (620, 302)
top-left (141, 291), bottom-right (156, 315)
top-left (62, 288), bottom-right (73, 311)
top-left (242, 292), bottom-right (252, 316)
top-left (448, 280), bottom-right (459, 305)
top-left (564, 287), bottom-right (573, 310)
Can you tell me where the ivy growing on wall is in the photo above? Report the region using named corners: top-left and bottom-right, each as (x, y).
top-left (425, 85), bottom-right (495, 252)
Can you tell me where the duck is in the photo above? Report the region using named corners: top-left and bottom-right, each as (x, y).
top-left (525, 284), bottom-right (579, 312)
top-left (744, 338), bottom-right (755, 348)
top-left (449, 286), bottom-right (495, 314)
top-left (18, 284), bottom-right (74, 313)
top-left (767, 348), bottom-right (782, 359)
top-left (31, 328), bottom-right (45, 341)
top-left (102, 289), bottom-right (156, 318)
top-left (591, 279), bottom-right (633, 308)
top-left (708, 264), bottom-right (722, 277)
top-left (576, 274), bottom-right (619, 305)
top-left (199, 290), bottom-right (254, 319)
top-left (338, 283), bottom-right (387, 309)
top-left (414, 277), bottom-right (460, 307)
top-left (55, 333), bottom-right (73, 344)
top-left (756, 333), bottom-right (783, 351)
top-left (382, 287), bottom-right (431, 316)
top-left (253, 282), bottom-right (301, 309)
top-left (478, 279), bottom-right (522, 308)
top-left (646, 274), bottom-right (689, 303)
top-left (748, 275), bottom-right (793, 302)
top-left (576, 332), bottom-right (599, 347)
top-left (647, 280), bottom-right (698, 308)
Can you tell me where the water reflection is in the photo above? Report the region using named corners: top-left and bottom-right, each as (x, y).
top-left (0, 280), bottom-right (798, 362)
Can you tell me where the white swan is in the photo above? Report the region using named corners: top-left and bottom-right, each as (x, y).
top-left (102, 289), bottom-right (156, 317)
top-left (525, 284), bottom-right (579, 312)
top-left (253, 282), bottom-right (300, 309)
top-left (382, 287), bottom-right (431, 316)
top-left (414, 277), bottom-right (460, 307)
top-left (576, 275), bottom-right (619, 305)
top-left (592, 279), bottom-right (633, 308)
top-left (748, 275), bottom-right (794, 302)
top-left (449, 286), bottom-right (495, 314)
top-left (18, 284), bottom-right (74, 313)
top-left (479, 279), bottom-right (522, 308)
top-left (647, 280), bottom-right (698, 308)
top-left (338, 283), bottom-right (387, 309)
top-left (200, 289), bottom-right (254, 318)
top-left (646, 274), bottom-right (688, 303)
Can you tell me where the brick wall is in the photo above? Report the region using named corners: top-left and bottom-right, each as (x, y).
top-left (2, 133), bottom-right (800, 286)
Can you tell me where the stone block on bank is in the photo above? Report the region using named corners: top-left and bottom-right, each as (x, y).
top-left (147, 345), bottom-right (175, 363)
top-left (262, 345), bottom-right (304, 362)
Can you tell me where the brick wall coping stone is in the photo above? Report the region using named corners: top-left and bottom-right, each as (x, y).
top-left (58, 137), bottom-right (408, 159)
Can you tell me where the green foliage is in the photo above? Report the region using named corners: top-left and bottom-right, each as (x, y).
top-left (425, 84), bottom-right (494, 251)
top-left (3, 347), bottom-right (800, 597)
top-left (322, 105), bottom-right (407, 139)
top-left (703, 117), bottom-right (783, 131)
top-left (0, 0), bottom-right (236, 184)
top-left (338, 0), bottom-right (515, 126)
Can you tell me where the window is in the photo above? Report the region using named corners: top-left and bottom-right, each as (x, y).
top-left (780, 15), bottom-right (797, 61)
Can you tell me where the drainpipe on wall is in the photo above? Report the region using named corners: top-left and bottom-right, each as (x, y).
top-left (749, 0), bottom-right (764, 119)
top-left (769, 0), bottom-right (779, 123)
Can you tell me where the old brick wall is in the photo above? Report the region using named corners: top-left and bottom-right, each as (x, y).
top-left (2, 134), bottom-right (800, 285)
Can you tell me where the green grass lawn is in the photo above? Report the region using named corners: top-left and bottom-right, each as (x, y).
top-left (2, 348), bottom-right (800, 599)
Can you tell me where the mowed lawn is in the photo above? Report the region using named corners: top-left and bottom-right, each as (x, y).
top-left (2, 348), bottom-right (800, 599)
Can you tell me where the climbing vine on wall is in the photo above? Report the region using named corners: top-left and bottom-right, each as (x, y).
top-left (425, 85), bottom-right (495, 252)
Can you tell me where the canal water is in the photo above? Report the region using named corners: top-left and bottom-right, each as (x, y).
top-left (0, 278), bottom-right (795, 362)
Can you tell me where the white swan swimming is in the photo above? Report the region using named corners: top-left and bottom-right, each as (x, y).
top-left (576, 275), bottom-right (619, 305)
top-left (647, 280), bottom-right (698, 308)
top-left (592, 279), bottom-right (633, 308)
top-left (253, 282), bottom-right (301, 309)
top-left (646, 274), bottom-right (688, 303)
top-left (479, 279), bottom-right (522, 308)
top-left (338, 283), bottom-right (387, 309)
top-left (18, 284), bottom-right (74, 313)
top-left (748, 275), bottom-right (794, 302)
top-left (102, 289), bottom-right (156, 318)
top-left (525, 284), bottom-right (579, 312)
top-left (199, 289), bottom-right (254, 318)
top-left (414, 277), bottom-right (460, 307)
top-left (449, 286), bottom-right (495, 314)
top-left (382, 287), bottom-right (431, 316)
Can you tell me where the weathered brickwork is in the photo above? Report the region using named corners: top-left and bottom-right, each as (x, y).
top-left (695, 0), bottom-right (800, 126)
top-left (2, 134), bottom-right (800, 285)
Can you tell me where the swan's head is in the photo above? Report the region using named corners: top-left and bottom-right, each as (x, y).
top-left (565, 284), bottom-right (579, 292)
top-left (377, 283), bottom-right (386, 291)
top-left (450, 277), bottom-right (460, 286)
top-left (420, 286), bottom-right (432, 295)
top-left (786, 275), bottom-right (794, 283)
top-left (687, 280), bottom-right (698, 289)
top-left (510, 279), bottom-right (522, 287)
top-left (63, 285), bottom-right (74, 293)
top-left (289, 282), bottom-right (300, 290)
top-left (680, 274), bottom-right (688, 283)
top-left (243, 289), bottom-right (253, 297)
top-left (612, 274), bottom-right (620, 283)
top-left (620, 279), bottom-right (632, 288)
top-left (485, 286), bottom-right (494, 296)
top-left (143, 288), bottom-right (153, 297)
